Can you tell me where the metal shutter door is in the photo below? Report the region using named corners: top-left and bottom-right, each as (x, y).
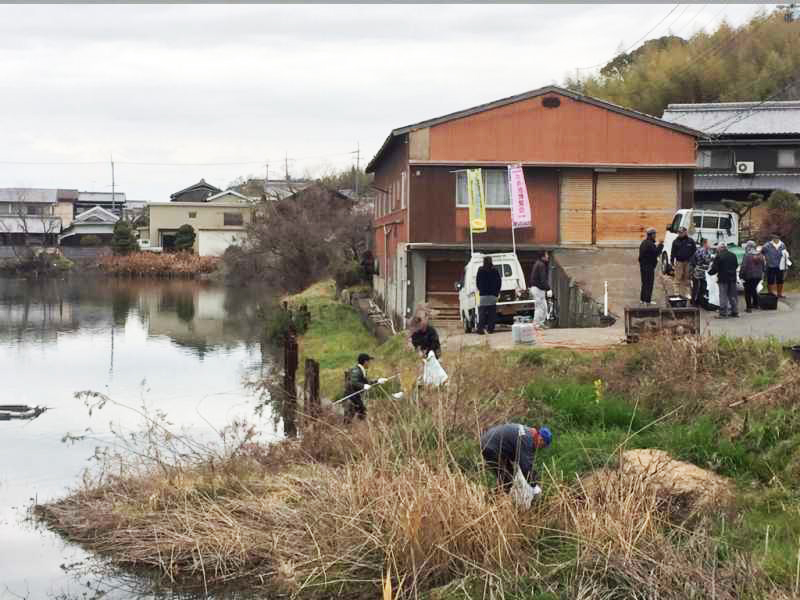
top-left (559, 170), bottom-right (593, 244)
top-left (596, 171), bottom-right (678, 245)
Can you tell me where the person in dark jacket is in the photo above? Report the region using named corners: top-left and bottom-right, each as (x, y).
top-left (689, 238), bottom-right (713, 308)
top-left (670, 227), bottom-right (697, 299)
top-left (740, 241), bottom-right (765, 312)
top-left (343, 353), bottom-right (386, 421)
top-left (708, 242), bottom-right (739, 318)
top-left (480, 423), bottom-right (552, 492)
top-left (409, 316), bottom-right (441, 358)
top-left (529, 252), bottom-right (550, 328)
top-left (476, 256), bottom-right (502, 334)
top-left (638, 227), bottom-right (664, 304)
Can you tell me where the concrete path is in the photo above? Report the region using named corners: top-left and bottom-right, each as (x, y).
top-left (439, 292), bottom-right (800, 352)
top-left (443, 323), bottom-right (626, 352)
top-left (701, 293), bottom-right (800, 342)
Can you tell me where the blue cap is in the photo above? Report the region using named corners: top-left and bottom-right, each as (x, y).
top-left (538, 426), bottom-right (552, 447)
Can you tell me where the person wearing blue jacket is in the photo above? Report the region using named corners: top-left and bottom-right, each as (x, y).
top-left (762, 233), bottom-right (788, 298)
top-left (480, 423), bottom-right (552, 492)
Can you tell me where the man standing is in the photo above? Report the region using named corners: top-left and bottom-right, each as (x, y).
top-left (708, 242), bottom-right (739, 318)
top-left (529, 252), bottom-right (550, 328)
top-left (638, 227), bottom-right (664, 305)
top-left (689, 238), bottom-right (713, 308)
top-left (476, 255), bottom-right (501, 334)
top-left (762, 233), bottom-right (788, 298)
top-left (670, 227), bottom-right (697, 299)
top-left (343, 353), bottom-right (386, 421)
top-left (480, 423), bottom-right (552, 493)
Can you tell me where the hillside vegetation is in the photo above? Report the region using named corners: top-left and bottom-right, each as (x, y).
top-left (566, 10), bottom-right (800, 116)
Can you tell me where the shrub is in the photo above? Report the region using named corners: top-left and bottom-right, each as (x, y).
top-left (333, 260), bottom-right (366, 293)
top-left (175, 224), bottom-right (196, 253)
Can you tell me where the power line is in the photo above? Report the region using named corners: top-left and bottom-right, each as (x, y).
top-left (577, 3), bottom-right (682, 71)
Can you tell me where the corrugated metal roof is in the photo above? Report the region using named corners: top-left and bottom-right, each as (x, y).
top-left (694, 172), bottom-right (800, 192)
top-left (662, 101), bottom-right (800, 135)
top-left (0, 188), bottom-right (58, 204)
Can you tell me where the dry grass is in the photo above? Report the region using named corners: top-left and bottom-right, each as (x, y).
top-left (36, 332), bottom-right (799, 598)
top-left (98, 252), bottom-right (219, 278)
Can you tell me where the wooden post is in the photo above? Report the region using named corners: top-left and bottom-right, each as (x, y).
top-left (304, 358), bottom-right (320, 419)
top-left (283, 333), bottom-right (298, 438)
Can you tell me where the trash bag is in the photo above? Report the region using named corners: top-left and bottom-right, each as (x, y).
top-left (510, 464), bottom-right (537, 509)
top-left (422, 350), bottom-right (448, 386)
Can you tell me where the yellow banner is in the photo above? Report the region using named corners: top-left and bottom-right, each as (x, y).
top-left (466, 169), bottom-right (486, 233)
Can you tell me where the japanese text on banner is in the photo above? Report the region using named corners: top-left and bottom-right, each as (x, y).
top-left (466, 169), bottom-right (486, 233)
top-left (508, 165), bottom-right (531, 228)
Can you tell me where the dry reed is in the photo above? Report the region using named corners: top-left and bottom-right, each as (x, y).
top-left (98, 252), bottom-right (219, 278)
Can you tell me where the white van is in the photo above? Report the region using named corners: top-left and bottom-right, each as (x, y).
top-left (663, 209), bottom-right (738, 273)
top-left (456, 253), bottom-right (535, 333)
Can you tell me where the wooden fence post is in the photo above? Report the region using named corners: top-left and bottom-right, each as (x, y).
top-left (283, 333), bottom-right (298, 438)
top-left (304, 358), bottom-right (320, 419)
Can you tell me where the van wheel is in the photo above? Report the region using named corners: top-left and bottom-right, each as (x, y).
top-left (661, 253), bottom-right (672, 275)
top-left (462, 311), bottom-right (472, 334)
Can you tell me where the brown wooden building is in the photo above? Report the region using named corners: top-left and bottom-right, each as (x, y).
top-left (366, 85), bottom-right (700, 323)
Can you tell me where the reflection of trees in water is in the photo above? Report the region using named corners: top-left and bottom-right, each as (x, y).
top-left (175, 295), bottom-right (196, 323)
top-left (111, 285), bottom-right (136, 327)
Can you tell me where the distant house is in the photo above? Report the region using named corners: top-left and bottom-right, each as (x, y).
top-left (170, 179), bottom-right (222, 203)
top-left (230, 177), bottom-right (313, 201)
top-left (75, 191), bottom-right (126, 217)
top-left (367, 85), bottom-right (699, 322)
top-left (662, 101), bottom-right (800, 229)
top-left (0, 188), bottom-right (67, 246)
top-left (148, 188), bottom-right (252, 256)
top-left (58, 206), bottom-right (119, 246)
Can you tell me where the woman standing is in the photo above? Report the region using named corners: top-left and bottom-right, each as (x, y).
top-left (740, 241), bottom-right (765, 312)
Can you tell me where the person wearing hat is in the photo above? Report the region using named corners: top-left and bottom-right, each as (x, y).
top-left (670, 226), bottom-right (697, 299)
top-left (638, 227), bottom-right (664, 304)
top-left (480, 423), bottom-right (552, 493)
top-left (344, 353), bottom-right (386, 421)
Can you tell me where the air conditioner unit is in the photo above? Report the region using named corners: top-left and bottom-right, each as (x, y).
top-left (736, 161), bottom-right (755, 175)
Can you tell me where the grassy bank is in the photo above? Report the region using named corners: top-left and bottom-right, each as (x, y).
top-left (98, 252), bottom-right (219, 278)
top-left (37, 286), bottom-right (800, 598)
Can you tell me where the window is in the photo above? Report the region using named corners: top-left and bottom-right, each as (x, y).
top-left (701, 215), bottom-right (719, 229)
top-left (223, 212), bottom-right (243, 226)
top-left (401, 171), bottom-right (407, 209)
top-left (494, 264), bottom-right (513, 277)
top-left (696, 149), bottom-right (732, 169)
top-left (692, 215), bottom-right (702, 229)
top-left (719, 216), bottom-right (732, 232)
top-left (778, 148), bottom-right (799, 168)
top-left (670, 213), bottom-right (684, 232)
top-left (188, 211), bottom-right (197, 219)
top-left (455, 169), bottom-right (511, 207)
top-left (26, 204), bottom-right (42, 216)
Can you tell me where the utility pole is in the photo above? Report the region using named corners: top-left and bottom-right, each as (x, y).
top-left (110, 154), bottom-right (116, 214)
top-left (284, 153), bottom-right (289, 182)
top-left (354, 142), bottom-right (360, 199)
top-left (264, 162), bottom-right (269, 195)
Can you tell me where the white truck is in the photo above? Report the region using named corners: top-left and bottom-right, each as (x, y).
top-left (663, 208), bottom-right (760, 306)
top-left (456, 252), bottom-right (536, 333)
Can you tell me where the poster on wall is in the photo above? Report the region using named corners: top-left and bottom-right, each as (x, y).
top-left (466, 169), bottom-right (486, 233)
top-left (508, 164), bottom-right (531, 229)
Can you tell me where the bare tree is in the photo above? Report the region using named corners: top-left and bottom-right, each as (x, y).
top-left (0, 189), bottom-right (62, 263)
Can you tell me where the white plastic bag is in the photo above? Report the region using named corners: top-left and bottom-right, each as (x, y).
top-left (422, 350), bottom-right (448, 386)
top-left (510, 464), bottom-right (536, 509)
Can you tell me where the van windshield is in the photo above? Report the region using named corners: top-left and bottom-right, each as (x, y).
top-left (494, 264), bottom-right (513, 277)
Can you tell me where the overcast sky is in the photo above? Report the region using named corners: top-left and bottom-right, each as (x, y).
top-left (0, 3), bottom-right (767, 200)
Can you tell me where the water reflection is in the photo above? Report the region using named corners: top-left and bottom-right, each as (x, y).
top-left (0, 276), bottom-right (279, 599)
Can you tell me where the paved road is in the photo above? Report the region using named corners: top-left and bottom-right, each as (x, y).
top-left (702, 293), bottom-right (800, 342)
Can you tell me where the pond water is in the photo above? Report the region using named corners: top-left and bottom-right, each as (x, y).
top-left (0, 277), bottom-right (280, 599)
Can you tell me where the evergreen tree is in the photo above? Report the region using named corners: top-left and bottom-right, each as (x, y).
top-left (175, 224), bottom-right (196, 252)
top-left (111, 221), bottom-right (140, 255)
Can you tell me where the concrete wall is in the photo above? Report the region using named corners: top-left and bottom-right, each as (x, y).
top-left (54, 201), bottom-right (73, 228)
